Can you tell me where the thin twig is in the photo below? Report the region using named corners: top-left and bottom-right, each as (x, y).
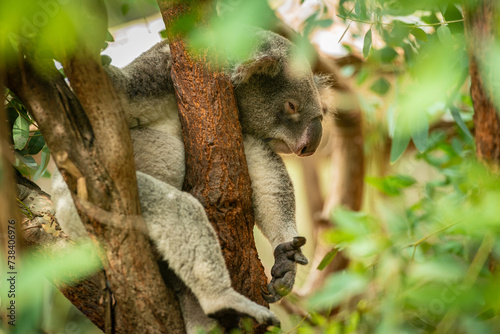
top-left (337, 15), bottom-right (464, 28)
top-left (5, 95), bottom-right (39, 128)
top-left (405, 221), bottom-right (459, 248)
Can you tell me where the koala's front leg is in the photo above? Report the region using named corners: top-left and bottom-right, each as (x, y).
top-left (136, 171), bottom-right (279, 327)
top-left (244, 136), bottom-right (309, 303)
top-left (263, 236), bottom-right (308, 303)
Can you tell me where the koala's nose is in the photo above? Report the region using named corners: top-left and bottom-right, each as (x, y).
top-left (296, 118), bottom-right (323, 157)
top-left (300, 145), bottom-right (315, 156)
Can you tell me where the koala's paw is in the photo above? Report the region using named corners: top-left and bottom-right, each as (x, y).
top-left (203, 290), bottom-right (280, 328)
top-left (262, 236), bottom-right (309, 303)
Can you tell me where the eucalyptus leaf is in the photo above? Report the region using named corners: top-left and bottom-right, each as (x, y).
top-left (390, 119), bottom-right (411, 163)
top-left (34, 145), bottom-right (50, 181)
top-left (410, 113), bottom-right (429, 152)
top-left (105, 30), bottom-right (114, 42)
top-left (101, 54), bottom-right (112, 67)
top-left (411, 28), bottom-right (428, 42)
top-left (366, 175), bottom-right (416, 196)
top-left (309, 273), bottom-right (368, 310)
top-left (450, 106), bottom-right (474, 140)
top-left (380, 46), bottom-right (398, 63)
top-left (363, 29), bottom-right (372, 59)
top-left (437, 25), bottom-right (453, 46)
top-left (26, 131), bottom-right (45, 155)
top-left (370, 77), bottom-right (390, 95)
top-left (317, 248), bottom-right (338, 270)
top-left (13, 115), bottom-right (30, 150)
top-left (15, 152), bottom-right (38, 170)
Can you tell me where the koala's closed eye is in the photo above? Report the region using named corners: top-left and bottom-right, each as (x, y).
top-left (284, 100), bottom-right (300, 121)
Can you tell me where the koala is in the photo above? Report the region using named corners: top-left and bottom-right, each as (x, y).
top-left (52, 29), bottom-right (328, 332)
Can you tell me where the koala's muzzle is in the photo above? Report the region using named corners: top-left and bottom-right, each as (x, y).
top-left (295, 117), bottom-right (323, 157)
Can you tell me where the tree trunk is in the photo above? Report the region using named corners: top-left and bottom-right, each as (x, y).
top-left (464, 0), bottom-right (500, 163)
top-left (15, 176), bottom-right (107, 330)
top-left (7, 43), bottom-right (184, 334)
top-left (0, 70), bottom-right (23, 327)
top-left (157, 0), bottom-right (269, 330)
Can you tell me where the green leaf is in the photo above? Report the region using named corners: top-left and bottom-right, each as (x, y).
top-left (366, 175), bottom-right (417, 196)
top-left (370, 77), bottom-right (390, 95)
top-left (437, 25), bottom-right (453, 46)
top-left (402, 43), bottom-right (417, 63)
top-left (450, 106), bottom-right (474, 140)
top-left (439, 4), bottom-right (448, 16)
top-left (316, 19), bottom-right (334, 29)
top-left (34, 145), bottom-right (50, 181)
top-left (15, 152), bottom-right (38, 170)
top-left (410, 113), bottom-right (429, 152)
top-left (159, 29), bottom-right (168, 39)
top-left (354, 1), bottom-right (361, 17)
top-left (13, 116), bottom-right (30, 150)
top-left (380, 46), bottom-right (398, 63)
top-left (411, 28), bottom-right (428, 42)
top-left (309, 273), bottom-right (368, 310)
top-left (101, 54), bottom-right (112, 67)
top-left (363, 29), bottom-right (372, 59)
top-left (58, 67), bottom-right (66, 78)
top-left (390, 21), bottom-right (412, 46)
top-left (390, 119), bottom-right (411, 163)
top-left (317, 248), bottom-right (338, 270)
top-left (105, 30), bottom-right (114, 42)
top-left (25, 131), bottom-right (45, 155)
top-left (356, 67), bottom-right (369, 86)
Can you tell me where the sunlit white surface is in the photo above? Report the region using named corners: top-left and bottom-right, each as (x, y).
top-left (102, 14), bottom-right (166, 68)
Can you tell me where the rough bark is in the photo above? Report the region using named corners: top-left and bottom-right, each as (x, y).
top-left (464, 0), bottom-right (500, 163)
top-left (157, 0), bottom-right (269, 329)
top-left (7, 56), bottom-right (184, 333)
top-left (15, 177), bottom-right (107, 330)
top-left (0, 71), bottom-right (23, 327)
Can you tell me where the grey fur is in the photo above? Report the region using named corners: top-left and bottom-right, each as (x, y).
top-left (53, 29), bottom-right (327, 332)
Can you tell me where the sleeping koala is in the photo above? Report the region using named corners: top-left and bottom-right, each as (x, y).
top-left (52, 29), bottom-right (328, 332)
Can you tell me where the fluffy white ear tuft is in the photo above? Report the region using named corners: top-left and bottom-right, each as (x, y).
top-left (231, 56), bottom-right (280, 85)
top-left (313, 74), bottom-right (336, 116)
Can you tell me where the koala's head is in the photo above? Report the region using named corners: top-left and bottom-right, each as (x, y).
top-left (230, 30), bottom-right (327, 157)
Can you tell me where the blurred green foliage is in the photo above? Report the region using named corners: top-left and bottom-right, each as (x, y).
top-left (294, 1), bottom-right (500, 333)
top-left (304, 128), bottom-right (500, 333)
top-left (336, 0), bottom-right (472, 163)
top-left (6, 91), bottom-right (51, 181)
top-left (0, 242), bottom-right (102, 333)
top-left (2, 0), bottom-right (500, 333)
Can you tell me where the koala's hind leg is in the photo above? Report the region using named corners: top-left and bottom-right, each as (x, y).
top-left (136, 172), bottom-right (279, 327)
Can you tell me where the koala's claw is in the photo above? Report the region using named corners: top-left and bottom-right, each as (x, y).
top-left (263, 236), bottom-right (309, 303)
top-left (262, 284), bottom-right (282, 304)
top-left (209, 307), bottom-right (280, 330)
top-left (203, 289), bottom-right (280, 328)
top-left (294, 252), bottom-right (309, 265)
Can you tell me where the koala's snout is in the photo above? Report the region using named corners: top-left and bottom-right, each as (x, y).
top-left (295, 117), bottom-right (323, 157)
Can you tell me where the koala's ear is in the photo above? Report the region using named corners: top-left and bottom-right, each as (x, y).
top-left (314, 74), bottom-right (336, 116)
top-left (231, 56), bottom-right (280, 85)
top-left (313, 74), bottom-right (333, 91)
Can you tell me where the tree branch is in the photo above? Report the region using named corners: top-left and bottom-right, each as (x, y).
top-left (157, 0), bottom-right (269, 331)
top-left (7, 54), bottom-right (184, 333)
